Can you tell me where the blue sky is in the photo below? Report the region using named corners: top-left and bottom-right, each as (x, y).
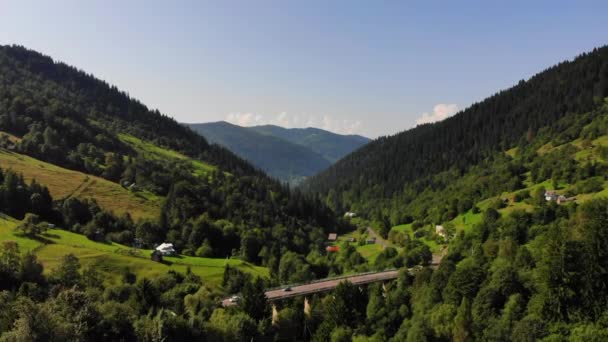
top-left (1, 1), bottom-right (607, 137)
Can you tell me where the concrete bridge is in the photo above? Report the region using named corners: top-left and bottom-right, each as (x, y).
top-left (222, 269), bottom-right (401, 307)
top-left (222, 249), bottom-right (446, 307)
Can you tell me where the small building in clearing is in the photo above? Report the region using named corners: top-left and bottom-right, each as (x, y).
top-left (435, 225), bottom-right (446, 238)
top-left (366, 237), bottom-right (376, 244)
top-left (156, 242), bottom-right (177, 256)
top-left (545, 190), bottom-right (559, 202)
top-left (326, 246), bottom-right (340, 253)
top-left (328, 233), bottom-right (338, 242)
top-left (344, 212), bottom-right (357, 218)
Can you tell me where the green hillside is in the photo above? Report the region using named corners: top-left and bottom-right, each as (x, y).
top-left (118, 133), bottom-right (217, 178)
top-left (0, 215), bottom-right (267, 287)
top-left (380, 102), bottom-right (608, 252)
top-left (0, 45), bottom-right (344, 282)
top-left (305, 46), bottom-right (608, 218)
top-left (0, 147), bottom-right (161, 220)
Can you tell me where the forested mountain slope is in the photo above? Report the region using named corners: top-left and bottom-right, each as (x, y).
top-left (188, 121), bottom-right (331, 183)
top-left (291, 48), bottom-right (608, 341)
top-left (0, 45), bottom-right (343, 273)
top-left (305, 46), bottom-right (608, 216)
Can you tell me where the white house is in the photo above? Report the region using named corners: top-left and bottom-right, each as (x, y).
top-left (344, 212), bottom-right (357, 218)
top-left (156, 242), bottom-right (177, 256)
top-left (545, 190), bottom-right (558, 202)
top-left (435, 225), bottom-right (446, 238)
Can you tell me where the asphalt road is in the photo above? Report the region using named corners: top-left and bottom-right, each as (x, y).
top-left (222, 270), bottom-right (399, 306)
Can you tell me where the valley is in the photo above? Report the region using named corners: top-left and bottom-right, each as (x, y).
top-left (0, 40), bottom-right (607, 341)
top-left (188, 121), bottom-right (369, 184)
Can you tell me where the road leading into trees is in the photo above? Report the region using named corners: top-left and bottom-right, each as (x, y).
top-left (366, 226), bottom-right (391, 248)
top-left (222, 270), bottom-right (400, 306)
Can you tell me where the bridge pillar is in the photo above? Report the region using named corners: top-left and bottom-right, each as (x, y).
top-left (272, 304), bottom-right (279, 326)
top-left (304, 297), bottom-right (311, 318)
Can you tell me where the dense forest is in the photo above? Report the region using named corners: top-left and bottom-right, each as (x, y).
top-left (2, 196), bottom-right (608, 341)
top-left (304, 45), bottom-right (608, 219)
top-left (0, 45), bottom-right (347, 275)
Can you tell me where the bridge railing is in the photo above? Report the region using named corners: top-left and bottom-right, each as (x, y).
top-left (264, 268), bottom-right (399, 292)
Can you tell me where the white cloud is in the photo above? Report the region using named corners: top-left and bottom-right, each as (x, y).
top-left (225, 112), bottom-right (363, 135)
top-left (321, 115), bottom-right (362, 135)
top-left (415, 103), bottom-right (459, 125)
top-left (225, 112), bottom-right (263, 126)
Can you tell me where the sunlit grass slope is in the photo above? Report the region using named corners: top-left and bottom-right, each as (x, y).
top-left (119, 134), bottom-right (216, 177)
top-left (0, 149), bottom-right (161, 221)
top-left (0, 216), bottom-right (268, 287)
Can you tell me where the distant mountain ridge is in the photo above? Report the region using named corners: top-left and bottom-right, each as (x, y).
top-left (187, 121), bottom-right (370, 183)
top-left (248, 125), bottom-right (370, 163)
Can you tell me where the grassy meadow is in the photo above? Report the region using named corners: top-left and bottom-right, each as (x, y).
top-left (119, 134), bottom-right (216, 177)
top-left (0, 149), bottom-right (161, 221)
top-left (0, 216), bottom-right (268, 288)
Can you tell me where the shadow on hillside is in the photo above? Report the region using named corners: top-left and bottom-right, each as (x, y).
top-left (17, 233), bottom-right (56, 245)
top-left (42, 233), bottom-right (60, 239)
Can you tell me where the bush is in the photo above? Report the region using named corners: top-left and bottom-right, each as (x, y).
top-left (412, 221), bottom-right (423, 230)
top-left (195, 243), bottom-right (214, 258)
top-left (514, 190), bottom-right (530, 202)
top-left (15, 213), bottom-right (46, 238)
top-left (574, 177), bottom-right (604, 194)
top-left (107, 230), bottom-right (134, 245)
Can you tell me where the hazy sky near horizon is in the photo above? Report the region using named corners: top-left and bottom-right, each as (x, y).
top-left (1, 1), bottom-right (608, 138)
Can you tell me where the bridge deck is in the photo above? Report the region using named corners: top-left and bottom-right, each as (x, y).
top-left (266, 269), bottom-right (399, 301)
top-left (222, 270), bottom-right (400, 306)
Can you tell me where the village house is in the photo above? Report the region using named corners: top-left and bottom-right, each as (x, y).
top-left (326, 246), bottom-right (340, 253)
top-left (435, 225), bottom-right (446, 238)
top-left (328, 233), bottom-right (338, 242)
top-left (366, 237), bottom-right (376, 244)
top-left (545, 190), bottom-right (559, 202)
top-left (155, 242), bottom-right (177, 256)
top-left (344, 212), bottom-right (357, 218)
top-left (545, 190), bottom-right (576, 204)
